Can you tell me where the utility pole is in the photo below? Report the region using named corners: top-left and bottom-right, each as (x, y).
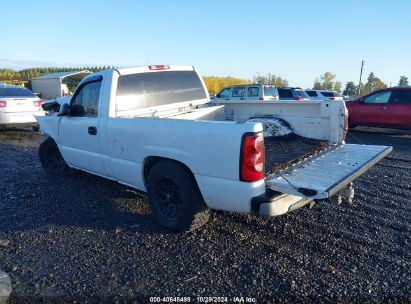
top-left (358, 60), bottom-right (364, 95)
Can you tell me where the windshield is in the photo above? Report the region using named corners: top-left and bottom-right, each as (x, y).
top-left (263, 86), bottom-right (278, 97)
top-left (0, 87), bottom-right (36, 98)
top-left (116, 71), bottom-right (207, 112)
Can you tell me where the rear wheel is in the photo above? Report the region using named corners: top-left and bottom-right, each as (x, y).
top-left (146, 160), bottom-right (210, 232)
top-left (39, 137), bottom-right (68, 174)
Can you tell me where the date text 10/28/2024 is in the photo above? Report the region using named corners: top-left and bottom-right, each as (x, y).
top-left (149, 296), bottom-right (257, 303)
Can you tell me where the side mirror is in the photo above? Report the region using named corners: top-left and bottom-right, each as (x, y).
top-left (71, 104), bottom-right (85, 116)
top-left (58, 103), bottom-right (71, 116)
top-left (216, 93), bottom-right (220, 98)
top-left (42, 101), bottom-right (60, 113)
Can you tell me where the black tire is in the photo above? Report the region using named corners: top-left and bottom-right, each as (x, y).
top-left (348, 120), bottom-right (357, 129)
top-left (146, 160), bottom-right (210, 232)
top-left (32, 126), bottom-right (40, 132)
top-left (39, 137), bottom-right (68, 174)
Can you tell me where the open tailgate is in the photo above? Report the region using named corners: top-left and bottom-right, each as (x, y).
top-left (266, 144), bottom-right (392, 199)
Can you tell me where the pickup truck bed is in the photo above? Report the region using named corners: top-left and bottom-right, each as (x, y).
top-left (265, 134), bottom-right (330, 175)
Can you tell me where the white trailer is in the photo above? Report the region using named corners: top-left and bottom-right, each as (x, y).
top-left (31, 71), bottom-right (90, 99)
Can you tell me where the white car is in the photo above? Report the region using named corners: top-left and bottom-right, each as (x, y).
top-left (305, 90), bottom-right (343, 101)
top-left (37, 65), bottom-right (391, 231)
top-left (0, 84), bottom-right (45, 131)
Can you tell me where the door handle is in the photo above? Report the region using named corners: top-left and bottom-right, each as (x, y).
top-left (240, 98), bottom-right (245, 100)
top-left (88, 126), bottom-right (97, 135)
top-left (378, 106), bottom-right (387, 110)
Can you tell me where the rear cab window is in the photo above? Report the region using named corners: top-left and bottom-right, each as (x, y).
top-left (116, 70), bottom-right (207, 112)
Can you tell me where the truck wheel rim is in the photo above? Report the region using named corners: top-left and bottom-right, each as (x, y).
top-left (154, 177), bottom-right (182, 218)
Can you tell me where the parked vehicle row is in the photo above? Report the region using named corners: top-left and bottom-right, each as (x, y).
top-left (305, 89), bottom-right (343, 101)
top-left (37, 65), bottom-right (392, 232)
top-left (214, 84), bottom-right (411, 130)
top-left (215, 84), bottom-right (279, 101)
top-left (214, 85), bottom-right (313, 102)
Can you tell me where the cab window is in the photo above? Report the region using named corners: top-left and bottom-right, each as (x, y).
top-left (219, 88), bottom-right (232, 98)
top-left (71, 80), bottom-right (102, 116)
top-left (389, 90), bottom-right (411, 104)
top-left (232, 87), bottom-right (245, 97)
top-left (363, 91), bottom-right (391, 104)
top-left (247, 87), bottom-right (259, 97)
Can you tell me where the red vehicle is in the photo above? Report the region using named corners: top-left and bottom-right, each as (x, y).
top-left (346, 87), bottom-right (411, 129)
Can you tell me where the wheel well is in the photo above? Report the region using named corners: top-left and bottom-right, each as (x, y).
top-left (143, 156), bottom-right (203, 196)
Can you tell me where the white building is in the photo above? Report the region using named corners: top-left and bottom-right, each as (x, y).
top-left (31, 71), bottom-right (90, 99)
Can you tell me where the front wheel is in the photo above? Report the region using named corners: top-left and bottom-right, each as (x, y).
top-left (39, 137), bottom-right (68, 174)
top-left (146, 160), bottom-right (210, 232)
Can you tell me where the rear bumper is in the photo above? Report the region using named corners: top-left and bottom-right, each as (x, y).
top-left (0, 111), bottom-right (44, 128)
top-left (251, 190), bottom-right (312, 216)
top-left (195, 173), bottom-right (311, 217)
top-left (0, 122), bottom-right (39, 128)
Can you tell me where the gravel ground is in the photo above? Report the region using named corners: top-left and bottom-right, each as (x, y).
top-left (0, 127), bottom-right (410, 302)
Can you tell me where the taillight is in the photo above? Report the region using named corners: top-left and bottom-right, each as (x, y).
top-left (0, 101), bottom-right (6, 107)
top-left (148, 65), bottom-right (170, 70)
top-left (259, 97), bottom-right (264, 100)
top-left (343, 108), bottom-right (349, 141)
top-left (294, 97), bottom-right (303, 101)
top-left (240, 133), bottom-right (264, 182)
top-left (330, 97), bottom-right (336, 101)
top-left (33, 99), bottom-right (44, 106)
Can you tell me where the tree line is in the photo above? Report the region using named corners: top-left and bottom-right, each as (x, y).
top-left (0, 67), bottom-right (408, 96)
top-left (0, 66), bottom-right (113, 82)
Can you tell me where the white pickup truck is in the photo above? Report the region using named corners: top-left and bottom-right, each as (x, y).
top-left (37, 65), bottom-right (392, 231)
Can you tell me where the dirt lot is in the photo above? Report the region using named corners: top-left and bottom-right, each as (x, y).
top-left (0, 127), bottom-right (410, 302)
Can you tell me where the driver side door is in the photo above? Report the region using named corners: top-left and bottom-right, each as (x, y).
top-left (352, 90), bottom-right (391, 127)
top-left (58, 77), bottom-right (107, 176)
